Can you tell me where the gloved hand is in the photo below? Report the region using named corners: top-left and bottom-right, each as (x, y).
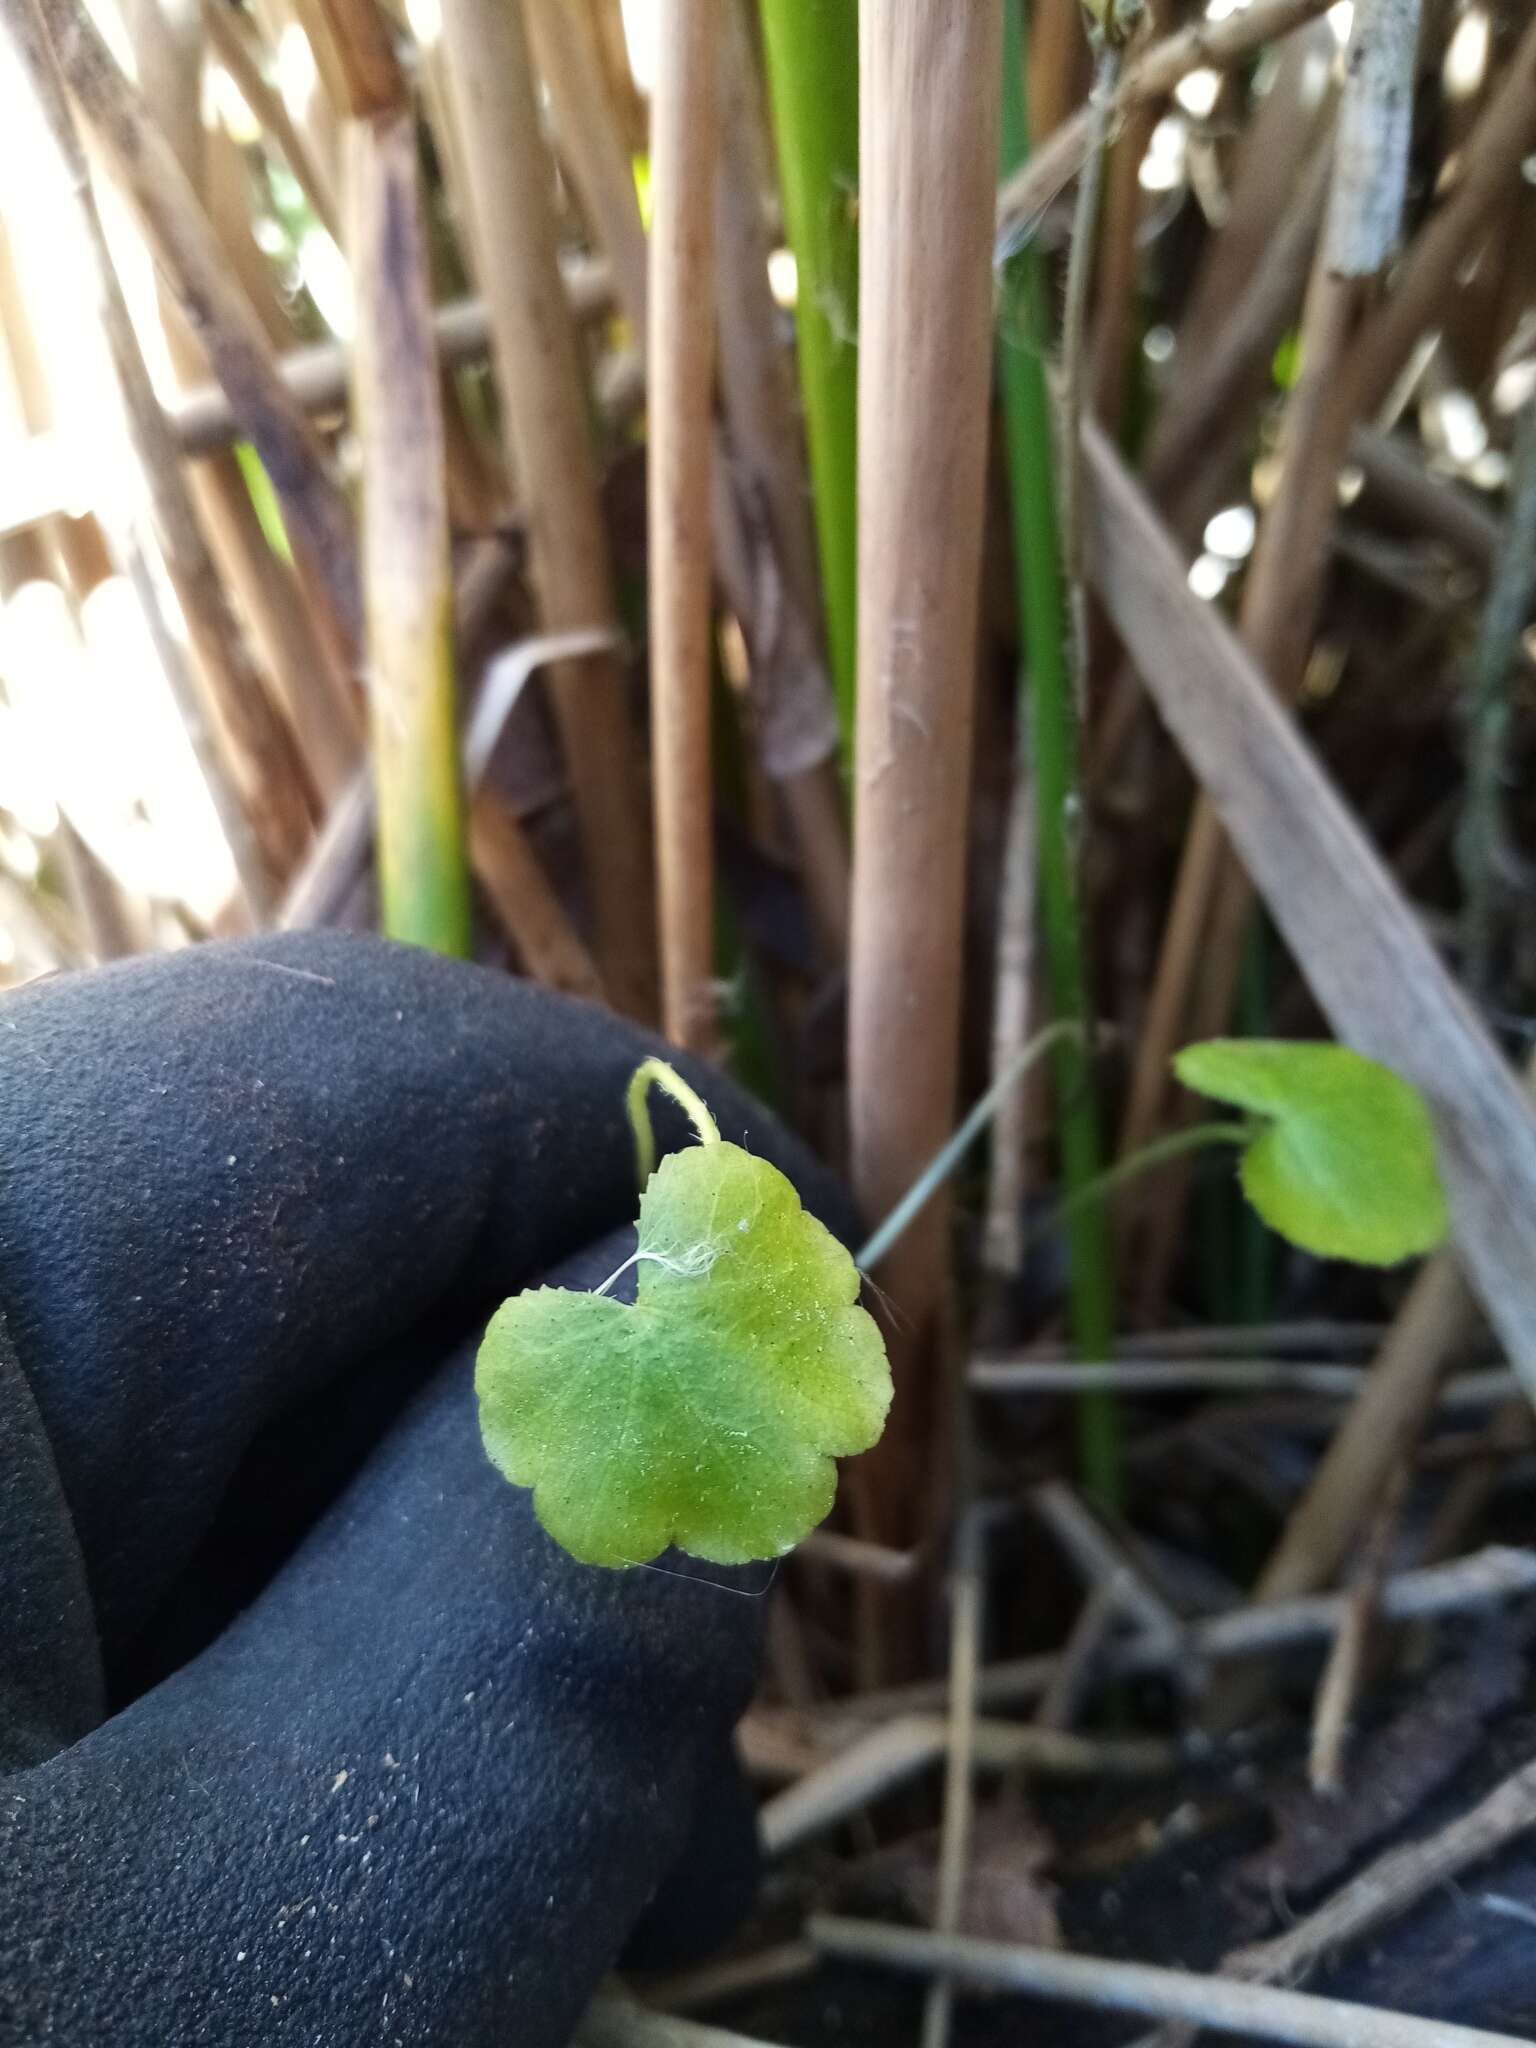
top-left (0, 933), bottom-right (856, 2046)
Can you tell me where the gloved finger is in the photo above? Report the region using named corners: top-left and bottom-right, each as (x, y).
top-left (0, 1322), bottom-right (763, 2048)
top-left (0, 931), bottom-right (857, 1652)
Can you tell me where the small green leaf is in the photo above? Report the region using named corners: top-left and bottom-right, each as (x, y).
top-left (1172, 1039), bottom-right (1449, 1266)
top-left (476, 1139), bottom-right (891, 1568)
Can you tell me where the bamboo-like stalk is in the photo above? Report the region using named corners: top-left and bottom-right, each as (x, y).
top-left (648, 0), bottom-right (719, 1052)
top-left (435, 0), bottom-right (657, 1019)
top-left (349, 117), bottom-right (469, 953)
top-left (997, 0), bottom-right (1118, 1501)
top-left (849, 0), bottom-right (1002, 1528)
top-left (758, 0), bottom-right (860, 754)
top-left (318, 0), bottom-right (471, 955)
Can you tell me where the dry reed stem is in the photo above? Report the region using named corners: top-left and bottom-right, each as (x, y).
top-left (1131, 263), bottom-right (1365, 1310)
top-left (1224, 1754), bottom-right (1536, 1996)
top-left (920, 1508), bottom-right (986, 2048)
top-left (1306, 1454), bottom-right (1408, 1794)
top-left (468, 794), bottom-right (605, 1003)
top-left (94, 0), bottom-right (325, 862)
top-left (37, 0), bottom-right (362, 665)
top-left (996, 0), bottom-right (1337, 250)
top-left (1028, 0), bottom-right (1092, 144)
top-left (524, 0), bottom-right (647, 323)
top-left (204, 116), bottom-right (300, 347)
top-left (972, 1355), bottom-right (1512, 1402)
top-left (1118, 10), bottom-right (1536, 1295)
top-left (1120, 244), bottom-right (1361, 1252)
top-left (436, 0), bottom-right (656, 1020)
top-left (347, 106), bottom-right (470, 954)
top-left (1257, 1256), bottom-right (1480, 1604)
top-left (647, 0), bottom-right (719, 1052)
top-left (646, 1942), bottom-right (817, 2018)
top-left (200, 0), bottom-right (340, 237)
top-left (533, 0), bottom-right (848, 961)
top-left (168, 271), bottom-right (611, 455)
top-left (127, 0), bottom-right (359, 806)
top-left (5, 0), bottom-right (311, 908)
top-left (812, 1915), bottom-right (1529, 2048)
top-left (1091, 39), bottom-right (1335, 790)
top-left (300, 0), bottom-right (400, 117)
top-left (1084, 423), bottom-right (1536, 1379)
top-left (1089, 0), bottom-right (1166, 437)
top-left (795, 1544), bottom-right (1536, 1731)
top-left (1210, 1072), bottom-right (1534, 1726)
top-left (982, 740), bottom-right (1037, 1282)
top-left (1143, 136), bottom-right (1334, 506)
top-left (848, 0), bottom-right (1001, 1528)
top-left (1324, 0), bottom-right (1421, 277)
top-left (576, 1993), bottom-right (779, 2048)
top-left (761, 1713), bottom-right (1174, 1855)
top-left (281, 554), bottom-right (605, 990)
top-left (1035, 1581), bottom-right (1118, 1730)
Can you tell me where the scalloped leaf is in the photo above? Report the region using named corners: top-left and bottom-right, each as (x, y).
top-left (476, 1141), bottom-right (891, 1568)
top-left (1172, 1039), bottom-right (1448, 1266)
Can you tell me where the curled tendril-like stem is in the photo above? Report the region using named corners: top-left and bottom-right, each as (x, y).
top-left (626, 1056), bottom-right (721, 1187)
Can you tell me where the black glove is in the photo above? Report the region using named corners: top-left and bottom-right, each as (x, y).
top-left (0, 933), bottom-right (855, 2046)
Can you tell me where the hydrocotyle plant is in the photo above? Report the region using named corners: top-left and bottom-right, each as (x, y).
top-left (476, 1059), bottom-right (892, 1568)
top-left (1171, 1039), bottom-right (1449, 1265)
top-left (1048, 1040), bottom-right (1450, 1270)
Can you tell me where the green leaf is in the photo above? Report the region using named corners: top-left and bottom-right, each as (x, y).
top-left (1172, 1039), bottom-right (1449, 1267)
top-left (476, 1140), bottom-right (891, 1568)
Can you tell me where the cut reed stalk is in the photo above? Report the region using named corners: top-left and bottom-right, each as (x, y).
top-left (758, 0), bottom-right (860, 754)
top-left (648, 0), bottom-right (719, 1053)
top-left (848, 0), bottom-right (1002, 1529)
top-left (335, 24), bottom-right (470, 955)
top-left (998, 0), bottom-right (1118, 1501)
top-left (435, 0), bottom-right (656, 1018)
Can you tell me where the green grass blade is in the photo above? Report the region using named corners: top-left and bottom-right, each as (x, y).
top-left (997, 0), bottom-right (1119, 1504)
